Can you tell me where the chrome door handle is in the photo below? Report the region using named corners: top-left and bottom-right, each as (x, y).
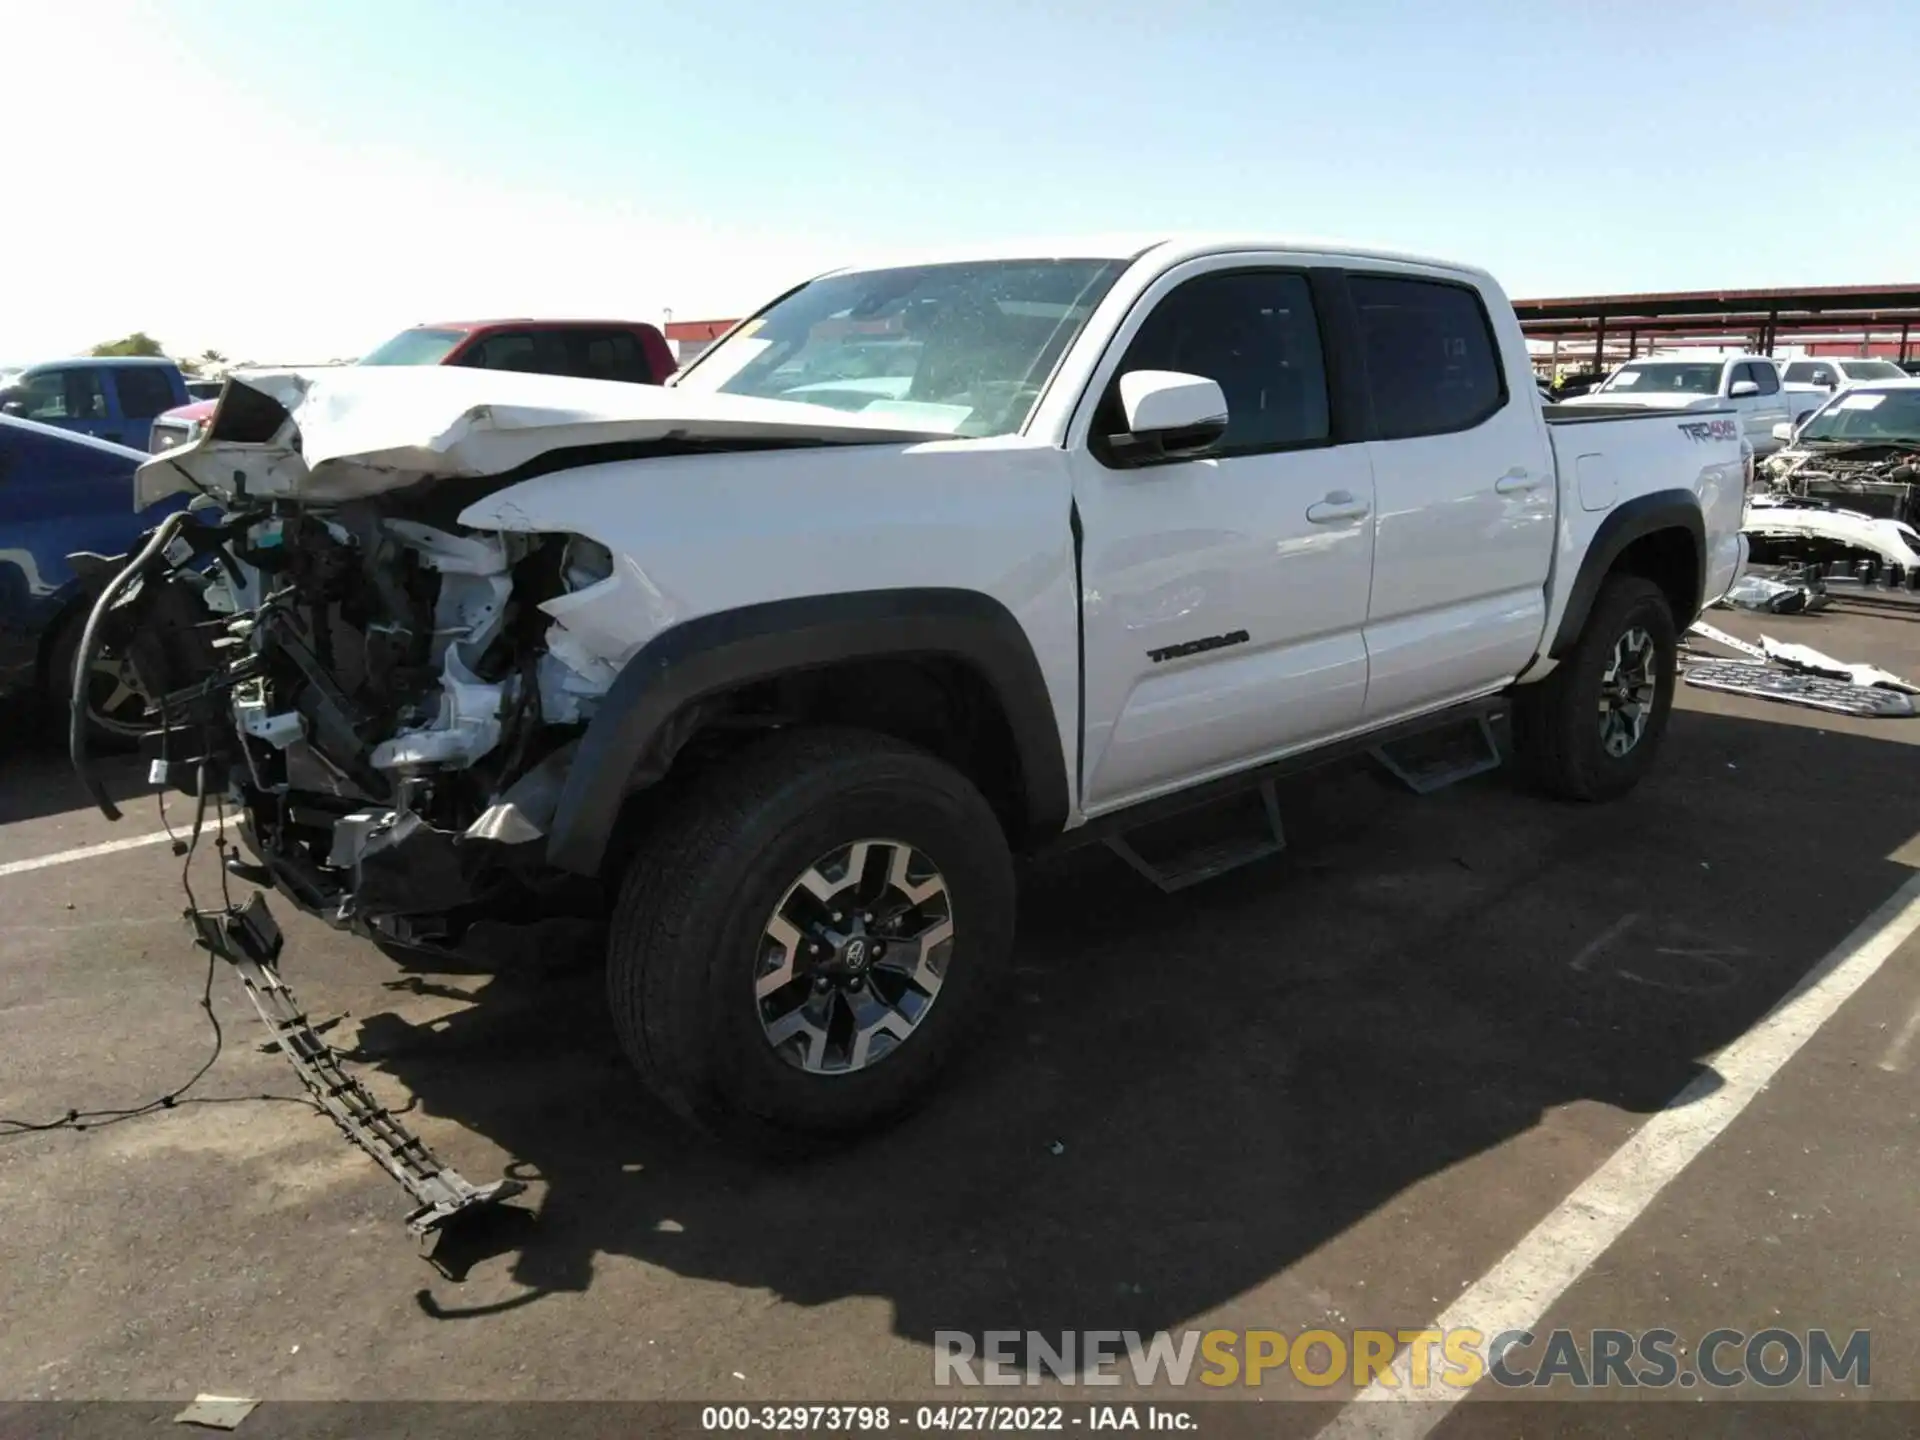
top-left (1306, 491), bottom-right (1370, 524)
top-left (1495, 469), bottom-right (1544, 495)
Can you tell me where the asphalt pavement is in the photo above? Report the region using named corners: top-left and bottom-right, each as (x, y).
top-left (2, 593), bottom-right (1917, 1436)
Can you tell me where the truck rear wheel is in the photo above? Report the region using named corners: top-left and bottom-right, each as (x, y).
top-left (606, 727), bottom-right (1016, 1153)
top-left (1510, 574), bottom-right (1678, 802)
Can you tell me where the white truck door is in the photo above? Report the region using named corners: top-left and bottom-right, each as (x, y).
top-left (1068, 262), bottom-right (1376, 814)
top-left (1347, 270), bottom-right (1556, 720)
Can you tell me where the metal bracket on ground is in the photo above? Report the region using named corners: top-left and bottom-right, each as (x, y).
top-left (200, 893), bottom-right (524, 1234)
top-left (1682, 660), bottom-right (1917, 718)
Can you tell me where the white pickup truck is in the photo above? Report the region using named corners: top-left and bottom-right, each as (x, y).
top-left (1559, 352), bottom-right (1799, 454)
top-left (1779, 356), bottom-right (1912, 434)
top-left (91, 235), bottom-right (1748, 1152)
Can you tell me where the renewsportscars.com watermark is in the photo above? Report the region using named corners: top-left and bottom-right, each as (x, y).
top-left (933, 1328), bottom-right (1871, 1391)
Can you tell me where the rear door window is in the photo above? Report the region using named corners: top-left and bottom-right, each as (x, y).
top-left (1348, 275), bottom-right (1507, 439)
top-left (113, 366), bottom-right (179, 418)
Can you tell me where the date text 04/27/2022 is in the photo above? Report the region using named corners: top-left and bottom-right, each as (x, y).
top-left (699, 1405), bottom-right (1196, 1432)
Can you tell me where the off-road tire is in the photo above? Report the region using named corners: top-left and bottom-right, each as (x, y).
top-left (1510, 574), bottom-right (1678, 802)
top-left (606, 726), bottom-right (1017, 1154)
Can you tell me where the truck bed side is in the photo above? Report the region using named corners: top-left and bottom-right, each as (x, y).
top-left (1534, 407), bottom-right (1748, 668)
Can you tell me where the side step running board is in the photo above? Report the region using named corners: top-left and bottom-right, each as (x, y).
top-left (1105, 780), bottom-right (1287, 894)
top-left (201, 893), bottom-right (524, 1235)
top-left (1369, 713), bottom-right (1504, 795)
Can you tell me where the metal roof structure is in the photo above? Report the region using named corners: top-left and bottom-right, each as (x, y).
top-left (1515, 283), bottom-right (1920, 363)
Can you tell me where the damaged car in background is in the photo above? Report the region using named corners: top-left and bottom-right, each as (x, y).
top-left (1746, 378), bottom-right (1920, 573)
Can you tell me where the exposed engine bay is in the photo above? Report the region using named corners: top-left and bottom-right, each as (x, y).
top-left (75, 366), bottom-right (947, 952)
top-left (89, 500), bottom-right (617, 949)
top-left (1760, 442), bottom-right (1920, 523)
top-left (1748, 442), bottom-right (1920, 571)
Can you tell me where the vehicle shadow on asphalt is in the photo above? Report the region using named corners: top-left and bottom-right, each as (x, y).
top-left (0, 708), bottom-right (151, 827)
top-left (340, 707), bottom-right (1920, 1346)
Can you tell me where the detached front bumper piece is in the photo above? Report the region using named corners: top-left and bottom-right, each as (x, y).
top-left (208, 893), bottom-right (524, 1234)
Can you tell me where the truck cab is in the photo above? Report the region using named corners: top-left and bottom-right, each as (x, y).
top-left (0, 356), bottom-right (189, 452)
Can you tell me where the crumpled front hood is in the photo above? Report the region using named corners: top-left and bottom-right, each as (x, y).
top-left (1557, 391), bottom-right (1719, 412)
top-left (134, 366), bottom-right (952, 509)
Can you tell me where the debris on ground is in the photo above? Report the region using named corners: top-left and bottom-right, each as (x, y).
top-left (1687, 621), bottom-right (1768, 662)
top-left (173, 1395), bottom-right (259, 1430)
top-left (1759, 637), bottom-right (1920, 695)
top-left (1683, 620), bottom-right (1920, 717)
top-left (1683, 661), bottom-right (1917, 718)
top-left (1718, 572), bottom-right (1830, 615)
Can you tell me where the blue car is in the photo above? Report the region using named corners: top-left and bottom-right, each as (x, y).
top-left (0, 356), bottom-right (191, 453)
top-left (0, 415), bottom-right (183, 742)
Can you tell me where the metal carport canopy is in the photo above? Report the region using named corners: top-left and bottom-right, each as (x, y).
top-left (1514, 283), bottom-right (1920, 324)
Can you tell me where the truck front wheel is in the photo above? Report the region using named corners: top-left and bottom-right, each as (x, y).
top-left (1511, 574), bottom-right (1678, 802)
top-left (606, 727), bottom-right (1016, 1152)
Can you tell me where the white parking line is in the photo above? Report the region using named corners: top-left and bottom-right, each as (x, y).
top-left (0, 830), bottom-right (178, 880)
top-left (1316, 864), bottom-right (1920, 1440)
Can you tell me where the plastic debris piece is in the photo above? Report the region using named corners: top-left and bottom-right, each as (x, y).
top-left (1049, 1140), bottom-right (1066, 1156)
top-left (1720, 574), bottom-right (1828, 615)
top-left (174, 1395), bottom-right (259, 1430)
top-left (1759, 636), bottom-right (1920, 694)
top-left (1684, 660), bottom-right (1916, 718)
top-left (1687, 621), bottom-right (1768, 662)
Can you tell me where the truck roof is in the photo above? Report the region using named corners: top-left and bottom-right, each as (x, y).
top-left (412, 318), bottom-right (666, 332)
top-left (817, 232), bottom-right (1492, 281)
top-left (23, 354), bottom-right (181, 371)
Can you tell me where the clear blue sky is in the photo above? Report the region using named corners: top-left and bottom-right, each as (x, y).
top-left (11, 0), bottom-right (1918, 360)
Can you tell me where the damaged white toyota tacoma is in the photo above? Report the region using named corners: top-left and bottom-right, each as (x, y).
top-left (79, 235), bottom-right (1749, 1164)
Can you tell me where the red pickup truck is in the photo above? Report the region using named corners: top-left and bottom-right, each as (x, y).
top-left (148, 317), bottom-right (677, 453)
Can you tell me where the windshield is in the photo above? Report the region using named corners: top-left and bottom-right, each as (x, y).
top-left (1839, 360), bottom-right (1906, 381)
top-left (1599, 362), bottom-right (1723, 395)
top-left (675, 258), bottom-right (1128, 438)
top-left (358, 326), bottom-right (467, 366)
top-left (1797, 388), bottom-right (1920, 445)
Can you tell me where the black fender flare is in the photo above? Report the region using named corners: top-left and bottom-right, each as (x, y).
top-left (545, 588), bottom-right (1071, 877)
top-left (1548, 489), bottom-right (1706, 658)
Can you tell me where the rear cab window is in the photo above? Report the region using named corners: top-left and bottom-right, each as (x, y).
top-left (1348, 274), bottom-right (1507, 439)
